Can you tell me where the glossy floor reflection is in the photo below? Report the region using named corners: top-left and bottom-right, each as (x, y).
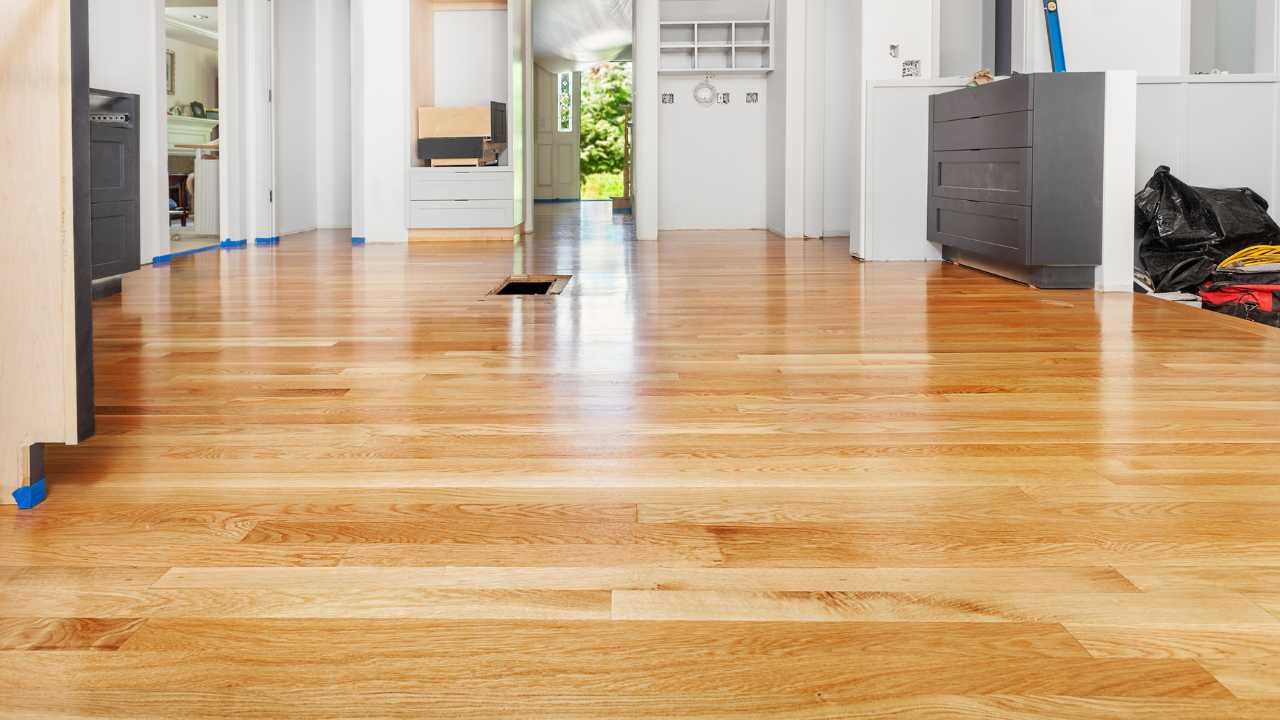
top-left (8, 201), bottom-right (1280, 718)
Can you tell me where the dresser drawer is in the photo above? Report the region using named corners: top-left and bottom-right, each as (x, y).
top-left (933, 111), bottom-right (1032, 151)
top-left (408, 170), bottom-right (514, 201)
top-left (930, 197), bottom-right (1029, 265)
top-left (409, 200), bottom-right (515, 229)
top-left (930, 148), bottom-right (1032, 205)
top-left (932, 75), bottom-right (1031, 122)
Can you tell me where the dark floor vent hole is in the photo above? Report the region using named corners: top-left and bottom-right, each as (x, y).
top-left (490, 275), bottom-right (572, 297)
top-left (498, 281), bottom-right (555, 295)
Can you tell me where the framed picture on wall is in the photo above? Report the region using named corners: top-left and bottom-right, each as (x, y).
top-left (166, 50), bottom-right (176, 96)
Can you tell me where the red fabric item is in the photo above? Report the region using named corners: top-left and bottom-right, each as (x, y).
top-left (1199, 284), bottom-right (1280, 312)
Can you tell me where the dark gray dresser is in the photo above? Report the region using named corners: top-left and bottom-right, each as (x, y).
top-left (927, 73), bottom-right (1105, 289)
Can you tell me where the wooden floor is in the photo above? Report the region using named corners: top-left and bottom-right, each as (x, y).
top-left (7, 202), bottom-right (1280, 718)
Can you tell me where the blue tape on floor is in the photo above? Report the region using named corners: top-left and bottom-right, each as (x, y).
top-left (220, 238), bottom-right (248, 249)
top-left (152, 243), bottom-right (221, 265)
top-left (255, 236), bottom-right (281, 245)
top-left (12, 478), bottom-right (47, 510)
top-left (352, 236), bottom-right (367, 245)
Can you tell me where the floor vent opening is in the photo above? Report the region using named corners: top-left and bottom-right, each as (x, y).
top-left (490, 275), bottom-right (572, 297)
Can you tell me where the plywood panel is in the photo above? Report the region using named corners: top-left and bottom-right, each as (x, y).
top-left (0, 0), bottom-right (78, 502)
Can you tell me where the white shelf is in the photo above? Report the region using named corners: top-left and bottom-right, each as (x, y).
top-left (656, 10), bottom-right (774, 75)
top-left (659, 67), bottom-right (774, 76)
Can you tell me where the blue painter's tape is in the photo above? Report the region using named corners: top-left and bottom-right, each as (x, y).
top-left (152, 242), bottom-right (221, 265)
top-left (351, 236), bottom-right (367, 245)
top-left (255, 236), bottom-right (280, 245)
top-left (220, 238), bottom-right (248, 249)
top-left (12, 478), bottom-right (47, 510)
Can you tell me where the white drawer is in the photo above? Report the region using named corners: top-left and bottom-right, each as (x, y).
top-left (409, 200), bottom-right (515, 229)
top-left (408, 169), bottom-right (514, 201)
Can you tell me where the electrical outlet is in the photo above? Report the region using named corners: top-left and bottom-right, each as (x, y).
top-left (746, 92), bottom-right (759, 104)
top-left (901, 60), bottom-right (921, 78)
top-left (661, 93), bottom-right (675, 104)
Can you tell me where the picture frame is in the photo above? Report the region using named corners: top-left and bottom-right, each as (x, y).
top-left (166, 50), bottom-right (176, 96)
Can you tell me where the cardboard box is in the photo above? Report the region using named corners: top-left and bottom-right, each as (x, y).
top-left (418, 106), bottom-right (492, 140)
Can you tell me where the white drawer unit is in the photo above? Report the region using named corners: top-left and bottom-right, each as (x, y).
top-left (409, 169), bottom-right (514, 202)
top-left (407, 167), bottom-right (515, 229)
top-left (409, 199), bottom-right (515, 229)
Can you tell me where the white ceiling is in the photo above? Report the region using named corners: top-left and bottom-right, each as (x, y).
top-left (165, 4), bottom-right (217, 49)
top-left (533, 0), bottom-right (632, 71)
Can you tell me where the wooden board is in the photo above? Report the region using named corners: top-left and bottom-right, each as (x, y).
top-left (0, 0), bottom-right (79, 502)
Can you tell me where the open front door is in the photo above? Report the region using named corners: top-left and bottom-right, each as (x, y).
top-left (534, 65), bottom-right (580, 200)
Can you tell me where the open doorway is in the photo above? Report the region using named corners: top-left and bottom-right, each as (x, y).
top-left (579, 61), bottom-right (632, 209)
top-left (533, 61), bottom-right (632, 205)
top-left (164, 1), bottom-right (221, 254)
top-left (531, 0), bottom-right (633, 216)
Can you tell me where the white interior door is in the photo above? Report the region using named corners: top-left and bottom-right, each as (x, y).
top-left (534, 64), bottom-right (580, 200)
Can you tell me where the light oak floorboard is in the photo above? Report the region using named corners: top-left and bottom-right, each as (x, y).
top-left (5, 206), bottom-right (1277, 716)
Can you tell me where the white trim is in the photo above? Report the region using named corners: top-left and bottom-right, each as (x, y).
top-left (1098, 71), bottom-right (1138, 293)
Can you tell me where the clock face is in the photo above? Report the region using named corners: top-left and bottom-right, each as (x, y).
top-left (693, 82), bottom-right (716, 106)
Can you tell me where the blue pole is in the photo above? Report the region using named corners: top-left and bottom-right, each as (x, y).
top-left (1043, 0), bottom-right (1067, 72)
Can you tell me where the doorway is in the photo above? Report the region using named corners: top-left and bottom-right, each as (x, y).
top-left (164, 0), bottom-right (222, 253)
top-left (534, 65), bottom-right (581, 200)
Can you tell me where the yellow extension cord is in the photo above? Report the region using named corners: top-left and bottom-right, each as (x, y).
top-left (1219, 245), bottom-right (1280, 271)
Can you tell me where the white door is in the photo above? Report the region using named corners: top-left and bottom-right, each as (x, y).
top-left (534, 65), bottom-right (581, 200)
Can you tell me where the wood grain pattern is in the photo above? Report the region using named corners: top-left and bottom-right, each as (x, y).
top-left (5, 204), bottom-right (1280, 716)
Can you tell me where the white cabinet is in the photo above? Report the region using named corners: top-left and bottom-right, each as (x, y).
top-left (407, 167), bottom-right (514, 229)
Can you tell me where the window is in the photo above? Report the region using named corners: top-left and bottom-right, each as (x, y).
top-left (557, 71), bottom-right (573, 133)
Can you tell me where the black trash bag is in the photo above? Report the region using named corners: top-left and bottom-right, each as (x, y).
top-left (1195, 186), bottom-right (1280, 256)
top-left (1135, 166), bottom-right (1223, 292)
top-left (1135, 166), bottom-right (1280, 293)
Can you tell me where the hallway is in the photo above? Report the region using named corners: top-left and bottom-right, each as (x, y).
top-left (5, 203), bottom-right (1280, 717)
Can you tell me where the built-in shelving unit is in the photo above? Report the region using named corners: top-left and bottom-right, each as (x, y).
top-left (658, 0), bottom-right (773, 74)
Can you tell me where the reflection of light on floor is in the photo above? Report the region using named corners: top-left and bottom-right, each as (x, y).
top-left (528, 202), bottom-right (641, 455)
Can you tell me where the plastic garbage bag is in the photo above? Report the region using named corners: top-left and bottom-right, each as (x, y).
top-left (1135, 166), bottom-right (1280, 293)
top-left (1196, 187), bottom-right (1280, 255)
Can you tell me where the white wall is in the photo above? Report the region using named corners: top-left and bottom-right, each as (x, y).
top-left (434, 10), bottom-right (510, 106)
top-left (658, 77), bottom-right (768, 230)
top-left (88, 0), bottom-right (167, 262)
top-left (1136, 78), bottom-right (1280, 217)
top-left (1012, 0), bottom-right (1184, 75)
top-left (350, 0), bottom-right (410, 243)
top-left (803, 0), bottom-right (826, 238)
top-left (764, 0), bottom-right (789, 235)
top-left (166, 36), bottom-right (218, 109)
top-left (1216, 0), bottom-right (1257, 73)
top-left (936, 0), bottom-right (986, 77)
top-left (1260, 0), bottom-right (1279, 73)
top-left (275, 0), bottom-right (319, 237)
top-left (634, 0), bottom-right (659, 240)
top-left (765, 0), bottom-right (805, 238)
top-left (863, 0), bottom-right (934, 80)
top-left (823, 0), bottom-right (855, 238)
top-left (315, 0), bottom-right (352, 230)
